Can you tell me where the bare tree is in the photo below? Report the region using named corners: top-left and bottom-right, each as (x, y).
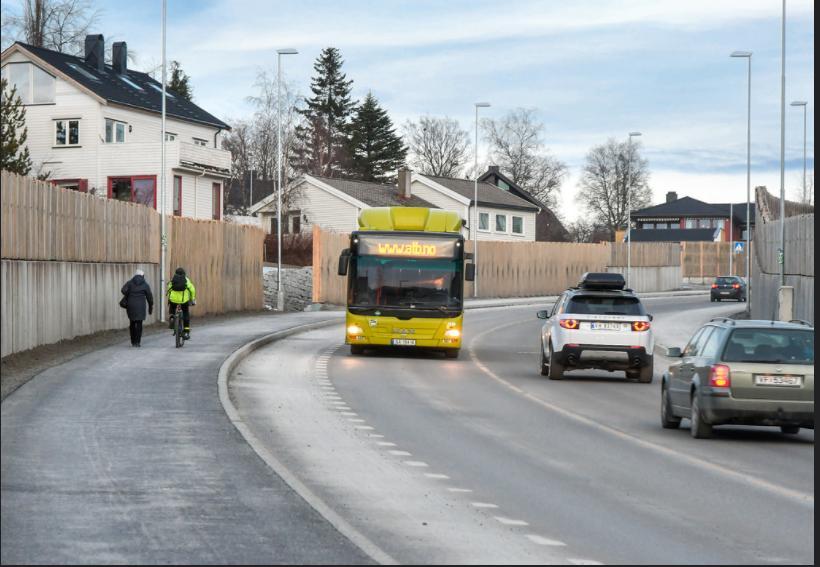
top-left (403, 116), bottom-right (470, 178)
top-left (576, 138), bottom-right (652, 240)
top-left (221, 119), bottom-right (253, 213)
top-left (483, 108), bottom-right (567, 208)
top-left (566, 218), bottom-right (610, 243)
top-left (4, 0), bottom-right (100, 54)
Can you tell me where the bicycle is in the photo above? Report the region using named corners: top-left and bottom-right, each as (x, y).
top-left (169, 302), bottom-right (191, 348)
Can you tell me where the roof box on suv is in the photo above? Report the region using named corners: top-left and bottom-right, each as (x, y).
top-left (579, 272), bottom-right (625, 290)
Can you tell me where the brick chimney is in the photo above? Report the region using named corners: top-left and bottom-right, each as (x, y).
top-left (84, 34), bottom-right (104, 73)
top-left (666, 191), bottom-right (678, 203)
top-left (112, 42), bottom-right (127, 75)
top-left (398, 167), bottom-right (412, 199)
top-left (487, 165), bottom-right (500, 174)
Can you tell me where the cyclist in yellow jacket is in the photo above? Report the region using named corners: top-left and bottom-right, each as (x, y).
top-left (167, 267), bottom-right (196, 339)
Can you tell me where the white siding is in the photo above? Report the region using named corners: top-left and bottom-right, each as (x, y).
top-left (470, 205), bottom-right (536, 242)
top-left (256, 180), bottom-right (360, 234)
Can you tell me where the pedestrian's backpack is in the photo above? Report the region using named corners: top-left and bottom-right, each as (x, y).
top-left (171, 273), bottom-right (187, 292)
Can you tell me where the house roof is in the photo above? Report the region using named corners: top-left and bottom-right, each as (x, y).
top-left (314, 176), bottom-right (435, 208)
top-left (7, 42), bottom-right (230, 130)
top-left (627, 228), bottom-right (718, 243)
top-left (632, 196), bottom-right (755, 225)
top-left (423, 175), bottom-right (540, 212)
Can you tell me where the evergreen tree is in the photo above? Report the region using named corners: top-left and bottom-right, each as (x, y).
top-left (0, 78), bottom-right (33, 175)
top-left (293, 47), bottom-right (354, 178)
top-left (169, 60), bottom-right (193, 101)
top-left (346, 92), bottom-right (407, 182)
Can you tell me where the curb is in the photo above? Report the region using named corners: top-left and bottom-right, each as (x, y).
top-left (217, 318), bottom-right (397, 566)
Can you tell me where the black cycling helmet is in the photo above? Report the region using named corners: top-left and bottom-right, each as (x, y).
top-left (175, 267), bottom-right (186, 276)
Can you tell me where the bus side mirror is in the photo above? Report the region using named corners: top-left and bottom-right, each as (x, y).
top-left (465, 263), bottom-right (475, 282)
top-left (338, 250), bottom-right (350, 276)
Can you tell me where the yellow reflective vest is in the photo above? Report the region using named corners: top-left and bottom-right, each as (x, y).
top-left (167, 277), bottom-right (196, 304)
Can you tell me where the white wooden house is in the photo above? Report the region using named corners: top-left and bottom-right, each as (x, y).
top-left (1, 35), bottom-right (231, 220)
top-left (250, 169), bottom-right (539, 241)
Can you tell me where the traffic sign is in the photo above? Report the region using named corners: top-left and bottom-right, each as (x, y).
top-left (733, 241), bottom-right (744, 254)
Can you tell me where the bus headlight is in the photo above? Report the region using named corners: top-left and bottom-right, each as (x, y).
top-left (444, 328), bottom-right (461, 338)
top-left (347, 324), bottom-right (364, 336)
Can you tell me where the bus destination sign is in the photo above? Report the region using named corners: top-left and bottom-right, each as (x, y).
top-left (358, 235), bottom-right (458, 258)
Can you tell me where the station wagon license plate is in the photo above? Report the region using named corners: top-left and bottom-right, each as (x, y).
top-left (391, 338), bottom-right (416, 346)
top-left (590, 322), bottom-right (629, 331)
top-left (754, 374), bottom-right (802, 387)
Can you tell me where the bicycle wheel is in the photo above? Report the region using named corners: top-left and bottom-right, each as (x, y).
top-left (175, 314), bottom-right (184, 348)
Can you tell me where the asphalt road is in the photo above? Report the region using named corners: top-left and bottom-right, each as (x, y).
top-left (232, 296), bottom-right (814, 564)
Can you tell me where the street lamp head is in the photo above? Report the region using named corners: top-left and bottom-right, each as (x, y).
top-left (474, 102), bottom-right (491, 108)
top-left (790, 101), bottom-right (807, 107)
top-left (730, 51), bottom-right (752, 58)
top-left (628, 132), bottom-right (642, 138)
top-left (277, 48), bottom-right (299, 55)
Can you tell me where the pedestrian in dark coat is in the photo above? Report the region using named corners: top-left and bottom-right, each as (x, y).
top-left (121, 269), bottom-right (154, 347)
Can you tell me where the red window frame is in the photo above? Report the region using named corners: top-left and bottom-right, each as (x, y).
top-left (106, 175), bottom-right (157, 209)
top-left (173, 175), bottom-right (183, 216)
top-left (212, 182), bottom-right (221, 220)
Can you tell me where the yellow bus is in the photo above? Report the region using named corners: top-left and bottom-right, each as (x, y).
top-left (337, 207), bottom-right (475, 358)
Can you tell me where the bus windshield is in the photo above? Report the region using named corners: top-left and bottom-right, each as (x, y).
top-left (350, 255), bottom-right (463, 309)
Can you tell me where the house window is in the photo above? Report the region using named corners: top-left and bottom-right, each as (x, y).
top-left (685, 218), bottom-right (697, 229)
top-left (270, 217), bottom-right (278, 234)
top-left (698, 218), bottom-right (711, 229)
top-left (52, 179), bottom-right (88, 192)
top-left (643, 222), bottom-right (655, 229)
top-left (656, 222), bottom-right (668, 230)
top-left (173, 175), bottom-right (182, 216)
top-left (105, 118), bottom-right (126, 143)
top-left (108, 176), bottom-right (156, 208)
top-left (212, 183), bottom-right (221, 220)
top-left (291, 211), bottom-right (302, 234)
top-left (495, 214), bottom-right (507, 232)
top-left (512, 216), bottom-right (524, 235)
top-left (478, 212), bottom-right (489, 231)
top-left (54, 119), bottom-right (80, 146)
top-left (1, 62), bottom-right (55, 104)
top-left (194, 138), bottom-right (208, 147)
top-left (165, 132), bottom-right (176, 141)
top-left (497, 179), bottom-right (509, 191)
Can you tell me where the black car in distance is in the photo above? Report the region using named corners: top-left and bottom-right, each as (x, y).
top-left (711, 276), bottom-right (747, 302)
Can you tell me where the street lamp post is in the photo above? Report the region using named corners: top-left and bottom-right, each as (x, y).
top-left (626, 131), bottom-right (641, 289)
top-left (731, 50), bottom-right (752, 312)
top-left (790, 101), bottom-right (808, 203)
top-left (276, 48), bottom-right (298, 311)
top-left (473, 102), bottom-right (490, 298)
top-left (778, 0), bottom-right (786, 286)
top-left (159, 0), bottom-right (167, 322)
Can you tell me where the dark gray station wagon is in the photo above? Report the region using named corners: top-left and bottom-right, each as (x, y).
top-left (661, 318), bottom-right (814, 438)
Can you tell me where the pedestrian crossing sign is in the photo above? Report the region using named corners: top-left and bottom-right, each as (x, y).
top-left (734, 242), bottom-right (744, 253)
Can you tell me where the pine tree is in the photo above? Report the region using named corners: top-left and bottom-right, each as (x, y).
top-left (169, 60), bottom-right (193, 101)
top-left (293, 47), bottom-right (355, 178)
top-left (0, 78), bottom-right (33, 176)
top-left (346, 92), bottom-right (407, 182)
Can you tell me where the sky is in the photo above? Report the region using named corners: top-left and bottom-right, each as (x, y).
top-left (2, 0), bottom-right (815, 221)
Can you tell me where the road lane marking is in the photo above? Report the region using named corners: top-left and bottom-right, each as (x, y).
top-left (355, 425), bottom-right (375, 430)
top-left (403, 461), bottom-right (429, 467)
top-left (526, 535), bottom-right (566, 546)
top-left (376, 441), bottom-right (397, 447)
top-left (494, 516), bottom-right (529, 526)
top-left (367, 433), bottom-right (385, 438)
top-left (348, 418), bottom-right (366, 423)
top-left (447, 488), bottom-right (473, 493)
top-left (424, 473), bottom-right (450, 479)
top-left (469, 319), bottom-right (814, 508)
top-left (471, 502), bottom-right (499, 509)
top-left (388, 450), bottom-right (412, 456)
top-left (340, 412), bottom-right (358, 417)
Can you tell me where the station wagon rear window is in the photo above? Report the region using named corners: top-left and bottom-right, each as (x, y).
top-left (567, 296), bottom-right (645, 316)
top-left (722, 328), bottom-right (814, 364)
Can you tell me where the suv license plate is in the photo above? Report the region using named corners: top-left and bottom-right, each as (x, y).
top-left (392, 339), bottom-right (416, 346)
top-left (755, 375), bottom-right (802, 387)
top-left (591, 322), bottom-right (628, 331)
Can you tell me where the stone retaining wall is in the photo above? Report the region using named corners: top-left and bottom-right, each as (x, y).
top-left (263, 267), bottom-right (313, 312)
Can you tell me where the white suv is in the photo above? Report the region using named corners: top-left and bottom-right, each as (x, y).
top-left (537, 273), bottom-right (654, 382)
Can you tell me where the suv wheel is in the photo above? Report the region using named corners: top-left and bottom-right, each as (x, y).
top-left (539, 341), bottom-right (549, 376)
top-left (690, 392), bottom-right (713, 439)
top-left (638, 356), bottom-right (654, 383)
top-left (780, 425), bottom-right (800, 434)
top-left (547, 343), bottom-right (564, 380)
top-left (661, 382), bottom-right (681, 429)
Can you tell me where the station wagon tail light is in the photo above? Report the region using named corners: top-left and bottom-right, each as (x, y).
top-left (559, 319), bottom-right (579, 330)
top-left (711, 284), bottom-right (718, 288)
top-left (732, 283), bottom-right (741, 289)
top-left (709, 364), bottom-right (731, 389)
top-left (631, 321), bottom-right (651, 332)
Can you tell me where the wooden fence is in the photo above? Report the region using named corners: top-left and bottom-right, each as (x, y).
top-left (168, 217), bottom-right (265, 315)
top-left (610, 242), bottom-right (680, 267)
top-left (1, 170), bottom-right (265, 356)
top-left (1, 170), bottom-right (159, 263)
top-left (681, 241), bottom-right (750, 279)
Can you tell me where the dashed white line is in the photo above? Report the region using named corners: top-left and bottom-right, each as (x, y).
top-left (447, 488), bottom-right (473, 493)
top-left (354, 425), bottom-right (375, 430)
top-left (403, 461), bottom-right (429, 468)
top-left (388, 450), bottom-right (412, 456)
top-left (340, 412), bottom-right (358, 417)
top-left (367, 433), bottom-right (385, 438)
top-left (494, 516), bottom-right (529, 526)
top-left (376, 441), bottom-right (397, 447)
top-left (348, 418), bottom-right (366, 423)
top-left (424, 473), bottom-right (450, 480)
top-left (471, 502), bottom-right (499, 509)
top-left (525, 535), bottom-right (566, 547)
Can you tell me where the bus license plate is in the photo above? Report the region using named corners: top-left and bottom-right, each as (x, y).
top-left (392, 339), bottom-right (416, 346)
top-left (755, 375), bottom-right (801, 387)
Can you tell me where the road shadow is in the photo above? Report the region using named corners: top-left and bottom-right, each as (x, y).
top-left (674, 422), bottom-right (815, 444)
